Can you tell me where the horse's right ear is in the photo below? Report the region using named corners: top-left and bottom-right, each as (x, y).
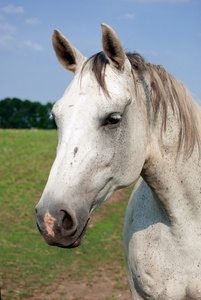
top-left (52, 30), bottom-right (85, 73)
top-left (101, 24), bottom-right (125, 70)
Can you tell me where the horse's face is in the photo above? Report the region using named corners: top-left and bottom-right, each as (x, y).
top-left (35, 24), bottom-right (148, 248)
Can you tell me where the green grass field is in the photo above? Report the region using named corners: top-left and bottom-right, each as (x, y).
top-left (0, 130), bottom-right (133, 299)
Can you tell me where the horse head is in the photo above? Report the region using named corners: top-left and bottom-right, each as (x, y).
top-left (35, 24), bottom-right (148, 248)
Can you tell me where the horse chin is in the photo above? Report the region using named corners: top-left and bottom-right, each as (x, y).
top-left (65, 233), bottom-right (85, 248)
top-left (60, 219), bottom-right (89, 249)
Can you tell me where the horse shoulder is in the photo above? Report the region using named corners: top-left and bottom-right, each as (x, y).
top-left (123, 177), bottom-right (201, 298)
top-left (123, 178), bottom-right (176, 298)
top-left (123, 177), bottom-right (170, 252)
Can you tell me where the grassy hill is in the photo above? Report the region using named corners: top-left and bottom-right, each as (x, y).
top-left (0, 129), bottom-right (133, 299)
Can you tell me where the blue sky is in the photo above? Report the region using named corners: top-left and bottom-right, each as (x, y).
top-left (0, 0), bottom-right (200, 105)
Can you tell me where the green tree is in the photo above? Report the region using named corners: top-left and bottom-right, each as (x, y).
top-left (0, 98), bottom-right (56, 129)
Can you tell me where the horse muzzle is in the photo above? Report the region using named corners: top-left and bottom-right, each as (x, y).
top-left (35, 204), bottom-right (89, 248)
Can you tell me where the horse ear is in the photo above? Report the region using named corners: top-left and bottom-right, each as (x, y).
top-left (101, 24), bottom-right (125, 70)
top-left (52, 30), bottom-right (85, 73)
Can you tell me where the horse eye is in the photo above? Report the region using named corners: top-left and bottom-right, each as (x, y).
top-left (103, 113), bottom-right (122, 126)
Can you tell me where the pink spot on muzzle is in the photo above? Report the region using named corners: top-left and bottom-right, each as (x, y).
top-left (44, 210), bottom-right (57, 236)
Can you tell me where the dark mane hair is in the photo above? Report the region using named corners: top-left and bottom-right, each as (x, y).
top-left (81, 51), bottom-right (201, 156)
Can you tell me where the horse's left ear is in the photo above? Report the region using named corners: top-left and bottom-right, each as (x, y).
top-left (101, 24), bottom-right (125, 70)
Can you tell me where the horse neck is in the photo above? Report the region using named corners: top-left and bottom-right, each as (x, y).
top-left (141, 108), bottom-right (201, 236)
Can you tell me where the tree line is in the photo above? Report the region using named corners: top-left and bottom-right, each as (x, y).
top-left (0, 98), bottom-right (56, 129)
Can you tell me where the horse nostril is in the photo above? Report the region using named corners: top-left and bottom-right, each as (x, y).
top-left (60, 210), bottom-right (74, 231)
top-left (35, 207), bottom-right (38, 214)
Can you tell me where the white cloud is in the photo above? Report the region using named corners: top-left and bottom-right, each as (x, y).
top-left (165, 50), bottom-right (176, 55)
top-left (25, 18), bottom-right (41, 25)
top-left (118, 13), bottom-right (135, 20)
top-left (0, 23), bottom-right (15, 48)
top-left (124, 0), bottom-right (190, 2)
top-left (136, 48), bottom-right (158, 57)
top-left (0, 23), bottom-right (15, 32)
top-left (1, 5), bottom-right (24, 14)
top-left (23, 40), bottom-right (43, 51)
top-left (0, 24), bottom-right (44, 51)
top-left (137, 0), bottom-right (190, 3)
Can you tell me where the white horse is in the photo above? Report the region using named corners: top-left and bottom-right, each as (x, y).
top-left (35, 24), bottom-right (201, 299)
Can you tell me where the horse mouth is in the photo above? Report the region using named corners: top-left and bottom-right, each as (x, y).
top-left (60, 218), bottom-right (90, 249)
top-left (36, 212), bottom-right (90, 249)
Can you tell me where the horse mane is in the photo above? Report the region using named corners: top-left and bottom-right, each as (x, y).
top-left (81, 52), bottom-right (201, 156)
